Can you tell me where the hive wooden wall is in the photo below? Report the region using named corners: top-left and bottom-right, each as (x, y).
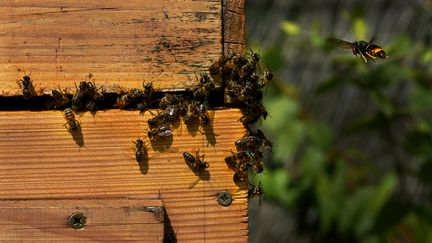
top-left (0, 0), bottom-right (247, 242)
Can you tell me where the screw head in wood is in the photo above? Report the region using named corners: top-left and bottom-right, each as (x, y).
top-left (68, 212), bottom-right (86, 229)
top-left (217, 191), bottom-right (232, 206)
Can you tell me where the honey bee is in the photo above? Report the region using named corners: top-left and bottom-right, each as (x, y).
top-left (193, 74), bottom-right (215, 101)
top-left (197, 100), bottom-right (210, 126)
top-left (85, 100), bottom-right (98, 116)
top-left (86, 80), bottom-right (103, 101)
top-left (246, 150), bottom-right (264, 173)
top-left (116, 88), bottom-right (144, 109)
top-left (256, 69), bottom-right (274, 88)
top-left (328, 38), bottom-right (387, 63)
top-left (183, 150), bottom-right (209, 175)
top-left (159, 94), bottom-right (182, 109)
top-left (71, 81), bottom-right (91, 111)
top-left (136, 102), bottom-right (150, 115)
top-left (142, 81), bottom-right (153, 99)
top-left (63, 108), bottom-right (80, 131)
top-left (16, 72), bottom-right (36, 100)
top-left (132, 138), bottom-right (147, 162)
top-left (165, 105), bottom-right (180, 122)
top-left (183, 101), bottom-right (200, 125)
top-left (224, 150), bottom-right (251, 175)
top-left (224, 152), bottom-right (239, 171)
top-left (248, 181), bottom-right (264, 206)
top-left (240, 102), bottom-right (268, 125)
top-left (148, 125), bottom-right (173, 140)
top-left (235, 136), bottom-right (260, 152)
top-left (50, 87), bottom-right (69, 109)
top-left (254, 129), bottom-right (273, 152)
top-left (147, 112), bottom-right (165, 129)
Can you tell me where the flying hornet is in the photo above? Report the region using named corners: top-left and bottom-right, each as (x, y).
top-left (328, 37), bottom-right (387, 63)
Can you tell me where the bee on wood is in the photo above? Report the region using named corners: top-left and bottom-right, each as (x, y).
top-left (16, 72), bottom-right (36, 100)
top-left (235, 136), bottom-right (260, 152)
top-left (159, 94), bottom-right (183, 109)
top-left (71, 81), bottom-right (92, 111)
top-left (183, 150), bottom-right (209, 175)
top-left (247, 150), bottom-right (264, 173)
top-left (142, 81), bottom-right (154, 100)
top-left (225, 150), bottom-right (251, 175)
top-left (224, 152), bottom-right (239, 171)
top-left (192, 73), bottom-right (215, 102)
top-left (116, 88), bottom-right (144, 109)
top-left (248, 181), bottom-right (264, 206)
top-left (197, 100), bottom-right (210, 126)
top-left (85, 100), bottom-right (98, 116)
top-left (86, 81), bottom-right (103, 101)
top-left (148, 125), bottom-right (173, 141)
top-left (193, 80), bottom-right (215, 101)
top-left (183, 101), bottom-right (200, 125)
top-left (63, 108), bottom-right (80, 131)
top-left (240, 102), bottom-right (268, 125)
top-left (132, 138), bottom-right (147, 162)
top-left (328, 37), bottom-right (387, 63)
top-left (137, 102), bottom-right (150, 115)
top-left (253, 129), bottom-right (273, 152)
top-left (147, 112), bottom-right (164, 129)
top-left (165, 105), bottom-right (180, 122)
top-left (49, 87), bottom-right (69, 109)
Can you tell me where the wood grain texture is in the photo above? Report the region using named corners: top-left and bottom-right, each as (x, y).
top-left (223, 0), bottom-right (245, 54)
top-left (0, 0), bottom-right (222, 96)
top-left (0, 109), bottom-right (248, 242)
top-left (0, 199), bottom-right (164, 242)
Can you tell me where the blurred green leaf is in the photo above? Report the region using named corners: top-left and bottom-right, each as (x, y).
top-left (261, 169), bottom-right (295, 206)
top-left (369, 90), bottom-right (394, 117)
top-left (315, 76), bottom-right (345, 94)
top-left (353, 18), bottom-right (368, 40)
top-left (280, 20), bottom-right (301, 37)
top-left (261, 47), bottom-right (285, 71)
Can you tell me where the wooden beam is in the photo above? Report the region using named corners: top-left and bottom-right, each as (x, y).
top-left (0, 109), bottom-right (248, 242)
top-left (0, 199), bottom-right (164, 241)
top-left (0, 0), bottom-right (222, 95)
top-left (223, 0), bottom-right (245, 54)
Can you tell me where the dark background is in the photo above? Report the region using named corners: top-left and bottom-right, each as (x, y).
top-left (246, 1), bottom-right (432, 242)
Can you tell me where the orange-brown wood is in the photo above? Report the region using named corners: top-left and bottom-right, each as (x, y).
top-left (0, 0), bottom-right (222, 96)
top-left (0, 109), bottom-right (248, 242)
top-left (0, 199), bottom-right (164, 242)
top-left (223, 0), bottom-right (245, 54)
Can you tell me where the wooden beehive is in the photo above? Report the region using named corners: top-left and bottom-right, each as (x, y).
top-left (0, 0), bottom-right (248, 242)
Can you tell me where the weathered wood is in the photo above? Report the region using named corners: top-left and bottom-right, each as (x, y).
top-left (0, 199), bottom-right (164, 242)
top-left (0, 0), bottom-right (222, 96)
top-left (223, 0), bottom-right (245, 54)
top-left (0, 109), bottom-right (248, 242)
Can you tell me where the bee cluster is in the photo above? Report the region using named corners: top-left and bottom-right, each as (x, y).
top-left (209, 50), bottom-right (273, 125)
top-left (15, 50), bottom-right (271, 205)
top-left (208, 50), bottom-right (273, 204)
top-left (146, 74), bottom-right (214, 142)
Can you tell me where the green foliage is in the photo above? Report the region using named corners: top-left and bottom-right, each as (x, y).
top-left (257, 15), bottom-right (432, 242)
top-left (280, 20), bottom-right (301, 37)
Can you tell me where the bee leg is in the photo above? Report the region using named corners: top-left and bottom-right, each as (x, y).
top-left (62, 122), bottom-right (70, 130)
top-left (16, 81), bottom-right (23, 89)
top-left (360, 54), bottom-right (368, 63)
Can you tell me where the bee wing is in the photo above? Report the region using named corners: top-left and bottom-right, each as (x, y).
top-left (327, 38), bottom-right (354, 49)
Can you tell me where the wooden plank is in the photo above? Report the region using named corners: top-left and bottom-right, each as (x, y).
top-left (223, 0), bottom-right (245, 54)
top-left (0, 0), bottom-right (222, 96)
top-left (0, 109), bottom-right (248, 242)
top-left (0, 199), bottom-right (164, 242)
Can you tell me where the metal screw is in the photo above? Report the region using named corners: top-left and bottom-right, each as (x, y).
top-left (217, 191), bottom-right (232, 206)
top-left (68, 212), bottom-right (86, 229)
